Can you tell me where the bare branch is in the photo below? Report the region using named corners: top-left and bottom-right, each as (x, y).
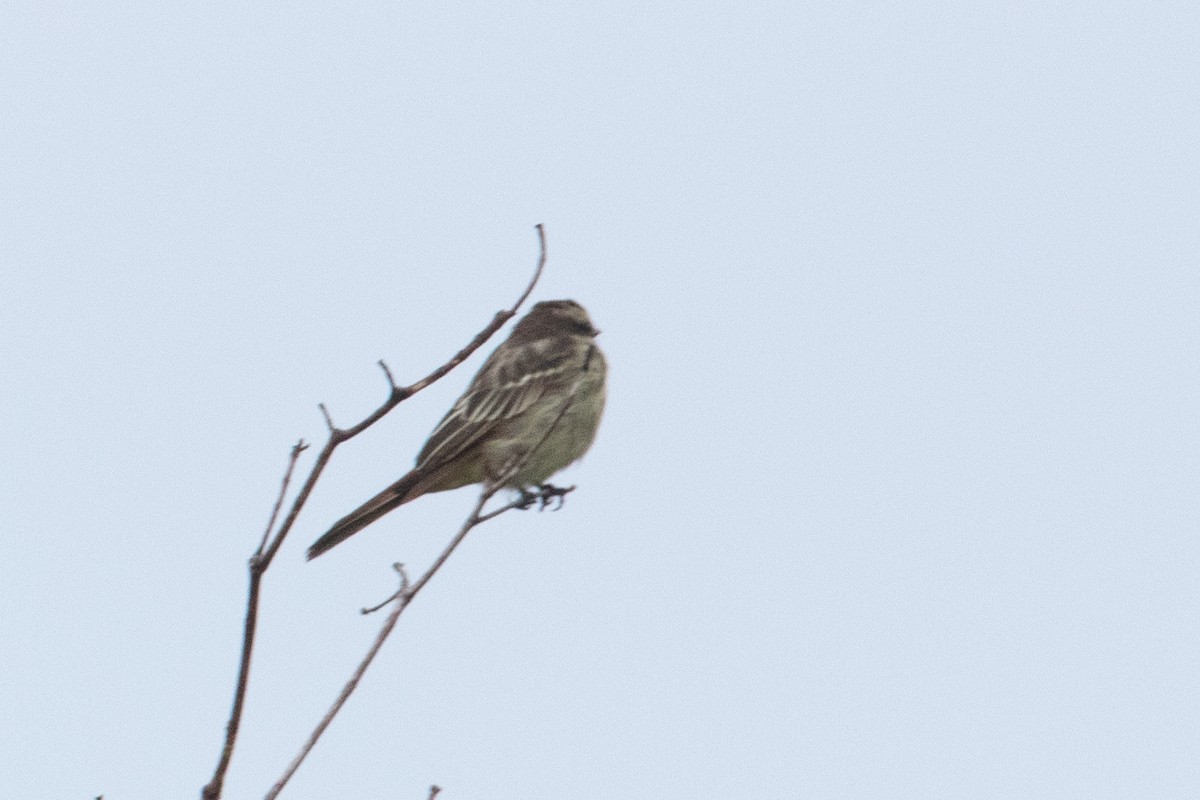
top-left (257, 441), bottom-right (308, 553)
top-left (377, 360), bottom-right (398, 390)
top-left (318, 403), bottom-right (336, 434)
top-left (399, 224), bottom-right (547, 400)
top-left (510, 223), bottom-right (548, 312)
top-left (428, 786), bottom-right (443, 800)
top-left (201, 228), bottom-right (549, 800)
top-left (361, 562), bottom-right (412, 615)
top-left (265, 480), bottom-right (507, 799)
top-left (204, 440), bottom-right (310, 799)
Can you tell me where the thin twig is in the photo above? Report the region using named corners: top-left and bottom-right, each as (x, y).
top-left (357, 493), bottom-right (537, 613)
top-left (257, 441), bottom-right (308, 553)
top-left (361, 562), bottom-right (412, 615)
top-left (318, 404), bottom-right (336, 433)
top-left (206, 441), bottom-right (309, 796)
top-left (265, 480), bottom-right (508, 800)
top-left (391, 224), bottom-right (548, 405)
top-left (377, 360), bottom-right (398, 390)
top-left (201, 227), bottom-right (549, 800)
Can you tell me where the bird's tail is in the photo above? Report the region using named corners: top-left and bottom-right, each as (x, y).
top-left (306, 470), bottom-right (424, 560)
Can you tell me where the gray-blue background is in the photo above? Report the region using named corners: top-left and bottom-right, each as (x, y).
top-left (3, 2), bottom-right (1197, 797)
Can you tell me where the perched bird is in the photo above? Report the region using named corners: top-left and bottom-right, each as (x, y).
top-left (307, 299), bottom-right (607, 560)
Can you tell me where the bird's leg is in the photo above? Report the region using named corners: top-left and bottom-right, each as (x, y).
top-left (536, 483), bottom-right (575, 511)
top-left (512, 484), bottom-right (575, 511)
top-left (514, 486), bottom-right (542, 510)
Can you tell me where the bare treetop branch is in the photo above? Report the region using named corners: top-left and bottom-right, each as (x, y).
top-left (262, 224), bottom-right (548, 564)
top-left (392, 224), bottom-right (548, 404)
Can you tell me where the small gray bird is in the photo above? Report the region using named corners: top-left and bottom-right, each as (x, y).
top-left (307, 300), bottom-right (607, 560)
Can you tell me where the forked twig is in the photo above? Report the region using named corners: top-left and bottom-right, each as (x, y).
top-left (201, 226), bottom-right (548, 800)
top-left (257, 441), bottom-right (309, 553)
top-left (265, 479), bottom-right (506, 800)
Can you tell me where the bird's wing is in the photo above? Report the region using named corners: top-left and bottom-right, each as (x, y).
top-left (415, 341), bottom-right (574, 471)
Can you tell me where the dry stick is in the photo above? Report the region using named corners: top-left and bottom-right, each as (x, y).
top-left (266, 368), bottom-right (589, 798)
top-left (204, 441), bottom-right (307, 800)
top-left (265, 480), bottom-right (515, 800)
top-left (201, 226), bottom-right (549, 800)
top-left (258, 441), bottom-right (309, 553)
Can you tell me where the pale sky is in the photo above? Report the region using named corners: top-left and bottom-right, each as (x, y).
top-left (3, 2), bottom-right (1199, 798)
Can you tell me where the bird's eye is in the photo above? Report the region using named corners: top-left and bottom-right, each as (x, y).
top-left (568, 319), bottom-right (595, 336)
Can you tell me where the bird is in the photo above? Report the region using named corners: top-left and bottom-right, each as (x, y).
top-left (307, 299), bottom-right (607, 560)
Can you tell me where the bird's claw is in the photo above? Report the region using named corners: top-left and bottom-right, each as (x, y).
top-left (537, 483), bottom-right (575, 511)
top-left (514, 483), bottom-right (576, 511)
top-left (514, 487), bottom-right (541, 510)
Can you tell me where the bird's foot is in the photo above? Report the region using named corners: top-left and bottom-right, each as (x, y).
top-left (514, 487), bottom-right (541, 510)
top-left (514, 483), bottom-right (576, 511)
top-left (536, 483), bottom-right (575, 511)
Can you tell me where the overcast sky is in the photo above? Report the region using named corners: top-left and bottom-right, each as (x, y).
top-left (3, 2), bottom-right (1198, 798)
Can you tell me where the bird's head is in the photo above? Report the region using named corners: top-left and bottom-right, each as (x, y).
top-left (510, 300), bottom-right (600, 342)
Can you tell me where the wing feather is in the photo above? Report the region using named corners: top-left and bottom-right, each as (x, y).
top-left (415, 336), bottom-right (580, 471)
top-left (412, 347), bottom-right (571, 465)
